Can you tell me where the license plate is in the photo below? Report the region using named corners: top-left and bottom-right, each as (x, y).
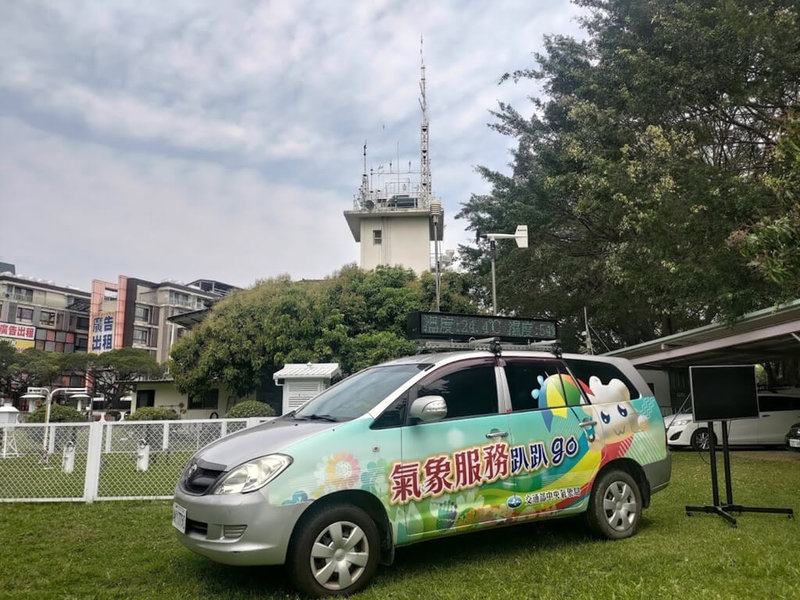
top-left (172, 502), bottom-right (187, 533)
top-left (790, 439), bottom-right (800, 448)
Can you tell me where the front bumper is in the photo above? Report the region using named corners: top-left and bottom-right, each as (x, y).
top-left (173, 485), bottom-right (310, 566)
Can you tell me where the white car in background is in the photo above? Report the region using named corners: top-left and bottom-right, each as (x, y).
top-left (666, 391), bottom-right (800, 450)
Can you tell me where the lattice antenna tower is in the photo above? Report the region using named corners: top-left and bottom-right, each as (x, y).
top-left (419, 36), bottom-right (431, 208)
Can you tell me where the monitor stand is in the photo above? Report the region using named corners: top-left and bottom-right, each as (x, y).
top-left (685, 421), bottom-right (793, 527)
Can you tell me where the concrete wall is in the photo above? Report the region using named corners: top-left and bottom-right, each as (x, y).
top-left (359, 215), bottom-right (431, 275)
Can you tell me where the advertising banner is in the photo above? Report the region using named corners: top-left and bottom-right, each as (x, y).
top-left (91, 313), bottom-right (114, 352)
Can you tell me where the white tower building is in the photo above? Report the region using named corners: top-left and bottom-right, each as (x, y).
top-left (344, 45), bottom-right (444, 275)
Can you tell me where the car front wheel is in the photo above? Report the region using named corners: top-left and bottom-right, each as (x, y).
top-left (287, 504), bottom-right (380, 598)
top-left (691, 428), bottom-right (716, 451)
top-left (586, 469), bottom-right (642, 539)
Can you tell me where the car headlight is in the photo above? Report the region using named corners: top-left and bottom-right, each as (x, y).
top-left (214, 454), bottom-right (292, 495)
top-left (667, 416), bottom-right (692, 427)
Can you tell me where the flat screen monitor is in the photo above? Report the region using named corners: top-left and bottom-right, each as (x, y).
top-left (690, 365), bottom-right (758, 422)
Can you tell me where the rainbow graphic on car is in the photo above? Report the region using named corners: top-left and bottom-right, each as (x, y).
top-left (271, 372), bottom-right (666, 545)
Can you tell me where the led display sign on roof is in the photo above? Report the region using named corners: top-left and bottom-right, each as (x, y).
top-left (407, 312), bottom-right (558, 343)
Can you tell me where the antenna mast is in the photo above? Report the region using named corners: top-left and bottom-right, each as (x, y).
top-left (419, 36), bottom-right (431, 208)
top-left (357, 141), bottom-right (368, 206)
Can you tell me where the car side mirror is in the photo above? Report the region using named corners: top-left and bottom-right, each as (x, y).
top-left (409, 395), bottom-right (447, 423)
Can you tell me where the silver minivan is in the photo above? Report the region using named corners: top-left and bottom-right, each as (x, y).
top-left (173, 350), bottom-right (670, 597)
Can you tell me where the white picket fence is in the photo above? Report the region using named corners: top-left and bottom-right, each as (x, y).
top-left (0, 418), bottom-right (271, 503)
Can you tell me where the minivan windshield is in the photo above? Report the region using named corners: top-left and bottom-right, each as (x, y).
top-left (292, 363), bottom-right (429, 421)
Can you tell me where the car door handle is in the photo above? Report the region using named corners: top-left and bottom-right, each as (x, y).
top-left (580, 420), bottom-right (597, 428)
top-left (485, 430), bottom-right (508, 439)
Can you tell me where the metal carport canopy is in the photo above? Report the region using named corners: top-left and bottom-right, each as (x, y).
top-left (605, 300), bottom-right (800, 368)
top-left (166, 307), bottom-right (210, 329)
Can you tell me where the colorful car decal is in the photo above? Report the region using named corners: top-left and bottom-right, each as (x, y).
top-left (269, 374), bottom-right (667, 546)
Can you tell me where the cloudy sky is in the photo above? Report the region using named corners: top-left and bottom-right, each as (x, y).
top-left (1, 1), bottom-right (586, 290)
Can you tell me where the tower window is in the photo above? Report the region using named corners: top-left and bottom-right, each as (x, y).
top-left (373, 230), bottom-right (382, 245)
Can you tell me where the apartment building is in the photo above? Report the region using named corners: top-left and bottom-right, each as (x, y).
top-left (0, 268), bottom-right (90, 354)
top-left (89, 276), bottom-right (234, 363)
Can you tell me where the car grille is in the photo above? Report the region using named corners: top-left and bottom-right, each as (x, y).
top-left (182, 464), bottom-right (224, 495)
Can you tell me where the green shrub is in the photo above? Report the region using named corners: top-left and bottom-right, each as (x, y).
top-left (126, 407), bottom-right (179, 421)
top-left (26, 404), bottom-right (85, 423)
top-left (226, 400), bottom-right (275, 418)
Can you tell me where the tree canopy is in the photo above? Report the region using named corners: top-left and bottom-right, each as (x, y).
top-left (1, 344), bottom-right (86, 399)
top-left (84, 348), bottom-right (163, 407)
top-left (0, 343), bottom-right (161, 408)
top-left (169, 266), bottom-right (476, 398)
top-left (458, 0), bottom-right (800, 351)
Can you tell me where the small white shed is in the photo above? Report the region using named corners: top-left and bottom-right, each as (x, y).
top-left (0, 401), bottom-right (21, 458)
top-left (273, 363), bottom-right (342, 415)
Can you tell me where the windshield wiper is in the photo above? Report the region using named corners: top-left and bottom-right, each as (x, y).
top-left (293, 413), bottom-right (339, 422)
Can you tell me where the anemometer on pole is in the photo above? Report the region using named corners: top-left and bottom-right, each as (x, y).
top-left (478, 225), bottom-right (529, 315)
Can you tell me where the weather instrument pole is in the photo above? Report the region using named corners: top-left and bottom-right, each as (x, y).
top-left (482, 226), bottom-right (528, 316)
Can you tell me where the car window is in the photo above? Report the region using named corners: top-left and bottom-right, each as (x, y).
top-left (565, 358), bottom-right (641, 401)
top-left (758, 395), bottom-right (800, 412)
top-left (294, 363), bottom-right (428, 421)
top-left (415, 360), bottom-right (498, 420)
top-left (504, 359), bottom-right (579, 412)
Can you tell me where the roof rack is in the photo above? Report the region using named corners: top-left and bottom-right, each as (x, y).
top-left (418, 337), bottom-right (562, 358)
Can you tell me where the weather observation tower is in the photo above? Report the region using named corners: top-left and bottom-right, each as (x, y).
top-left (344, 44), bottom-right (444, 275)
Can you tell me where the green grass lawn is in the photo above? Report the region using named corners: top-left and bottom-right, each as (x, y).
top-left (0, 451), bottom-right (797, 600)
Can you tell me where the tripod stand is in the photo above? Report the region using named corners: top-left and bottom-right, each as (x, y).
top-left (685, 421), bottom-right (793, 527)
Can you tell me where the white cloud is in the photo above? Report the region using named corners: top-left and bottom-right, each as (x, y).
top-left (0, 0), bottom-right (587, 289)
top-left (0, 118), bottom-right (353, 287)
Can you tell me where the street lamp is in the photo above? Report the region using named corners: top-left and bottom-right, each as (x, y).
top-left (480, 225), bottom-right (529, 316)
top-left (20, 386), bottom-right (90, 453)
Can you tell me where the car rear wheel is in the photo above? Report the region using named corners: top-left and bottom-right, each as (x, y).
top-left (586, 469), bottom-right (642, 540)
top-left (287, 504), bottom-right (380, 598)
top-left (691, 428), bottom-right (716, 451)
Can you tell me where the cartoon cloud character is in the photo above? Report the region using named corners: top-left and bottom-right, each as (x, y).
top-left (587, 376), bottom-right (649, 458)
